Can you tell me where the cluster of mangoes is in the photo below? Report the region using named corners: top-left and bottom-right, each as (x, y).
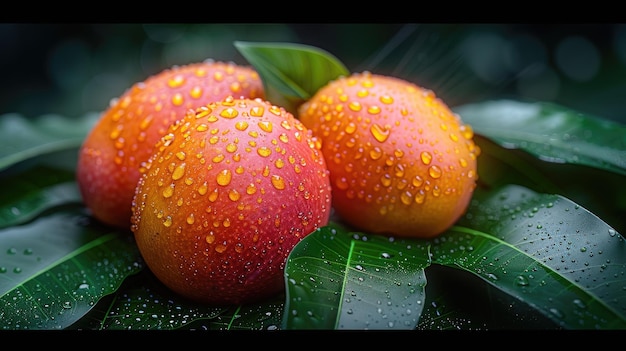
top-left (76, 58), bottom-right (478, 305)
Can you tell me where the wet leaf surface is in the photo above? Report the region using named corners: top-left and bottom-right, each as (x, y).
top-left (436, 184), bottom-right (626, 329)
top-left (280, 185), bottom-right (625, 330)
top-left (0, 113), bottom-right (99, 172)
top-left (0, 206), bottom-right (142, 329)
top-left (283, 222), bottom-right (429, 330)
top-left (0, 166), bottom-right (80, 229)
top-left (455, 100), bottom-right (626, 176)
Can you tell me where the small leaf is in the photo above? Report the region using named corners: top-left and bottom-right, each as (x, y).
top-left (455, 99), bottom-right (626, 176)
top-left (0, 113), bottom-right (99, 172)
top-left (234, 41), bottom-right (350, 113)
top-left (0, 206), bottom-right (142, 330)
top-left (434, 184), bottom-right (626, 329)
top-left (282, 222), bottom-right (429, 330)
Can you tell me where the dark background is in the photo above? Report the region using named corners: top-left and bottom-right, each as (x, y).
top-left (2, 23), bottom-right (625, 124)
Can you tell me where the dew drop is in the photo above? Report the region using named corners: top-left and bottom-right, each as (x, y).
top-left (486, 273), bottom-right (498, 281)
top-left (208, 188), bottom-right (219, 202)
top-left (220, 107), bottom-right (238, 119)
top-left (412, 175), bottom-right (424, 187)
top-left (414, 190), bottom-right (425, 204)
top-left (335, 177), bottom-right (349, 190)
top-left (190, 86), bottom-right (202, 99)
top-left (370, 124), bottom-right (390, 142)
top-left (186, 214), bottom-right (195, 225)
top-left (257, 147), bottom-right (272, 157)
top-left (420, 151), bottom-right (432, 165)
top-left (167, 75), bottom-right (185, 88)
top-left (250, 106), bottom-right (265, 117)
top-left (205, 234), bottom-right (215, 244)
top-left (271, 175), bottom-right (286, 190)
top-left (345, 122), bottom-right (357, 134)
top-left (367, 105), bottom-right (381, 115)
top-left (380, 174), bottom-right (392, 187)
top-left (400, 191), bottom-right (413, 205)
top-left (515, 275), bottom-right (529, 286)
top-left (573, 299), bottom-right (587, 309)
top-left (380, 95), bottom-right (394, 104)
top-left (216, 170), bottom-right (232, 186)
top-left (215, 243), bottom-right (227, 253)
top-left (197, 182), bottom-right (208, 195)
top-left (258, 121), bottom-right (273, 133)
top-left (369, 147), bottom-right (383, 160)
top-left (228, 189), bottom-right (241, 201)
top-left (172, 163), bottom-right (186, 180)
top-left (428, 165), bottom-right (442, 179)
top-left (549, 307), bottom-right (564, 319)
top-left (171, 93), bottom-right (184, 106)
top-left (163, 216), bottom-right (173, 227)
top-left (348, 101), bottom-right (362, 112)
top-left (162, 185), bottom-right (174, 198)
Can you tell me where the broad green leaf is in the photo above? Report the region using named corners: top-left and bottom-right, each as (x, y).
top-left (70, 270), bottom-right (226, 330)
top-left (0, 206), bottom-right (142, 330)
top-left (282, 222), bottom-right (429, 330)
top-left (455, 100), bottom-right (626, 176)
top-left (417, 264), bottom-right (559, 330)
top-left (0, 166), bottom-right (80, 229)
top-left (198, 295), bottom-right (284, 331)
top-left (282, 184), bottom-right (625, 330)
top-left (70, 268), bottom-right (285, 330)
top-left (234, 41), bottom-right (350, 114)
top-left (0, 113), bottom-right (99, 172)
top-left (433, 184), bottom-right (626, 329)
top-left (474, 135), bottom-right (626, 235)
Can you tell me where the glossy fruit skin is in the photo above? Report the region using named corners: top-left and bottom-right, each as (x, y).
top-left (298, 72), bottom-right (479, 238)
top-left (77, 60), bottom-right (264, 229)
top-left (131, 97), bottom-right (332, 305)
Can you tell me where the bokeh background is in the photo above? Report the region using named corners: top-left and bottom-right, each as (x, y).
top-left (2, 23), bottom-right (625, 124)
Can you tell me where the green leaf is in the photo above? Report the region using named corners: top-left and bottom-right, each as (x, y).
top-left (234, 41), bottom-right (350, 114)
top-left (0, 206), bottom-right (143, 330)
top-left (281, 184), bottom-right (625, 330)
top-left (474, 135), bottom-right (626, 234)
top-left (433, 184), bottom-right (626, 329)
top-left (70, 268), bottom-right (285, 330)
top-left (0, 166), bottom-right (80, 229)
top-left (70, 270), bottom-right (227, 330)
top-left (282, 222), bottom-right (429, 330)
top-left (455, 99), bottom-right (626, 176)
top-left (0, 113), bottom-right (99, 172)
top-left (417, 264), bottom-right (559, 330)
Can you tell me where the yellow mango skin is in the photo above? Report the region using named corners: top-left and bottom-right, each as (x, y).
top-left (299, 72), bottom-right (480, 238)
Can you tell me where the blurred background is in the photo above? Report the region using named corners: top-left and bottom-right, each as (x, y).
top-left (1, 23), bottom-right (625, 124)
